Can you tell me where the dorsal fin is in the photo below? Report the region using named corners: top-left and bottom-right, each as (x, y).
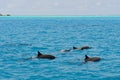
top-left (73, 46), bottom-right (77, 49)
top-left (37, 51), bottom-right (42, 57)
top-left (85, 55), bottom-right (89, 59)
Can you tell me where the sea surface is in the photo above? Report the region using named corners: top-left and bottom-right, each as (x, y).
top-left (0, 16), bottom-right (120, 80)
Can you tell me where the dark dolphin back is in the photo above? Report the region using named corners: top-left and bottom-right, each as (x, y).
top-left (48, 55), bottom-right (56, 59)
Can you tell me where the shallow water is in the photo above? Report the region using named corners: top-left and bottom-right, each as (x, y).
top-left (0, 16), bottom-right (120, 80)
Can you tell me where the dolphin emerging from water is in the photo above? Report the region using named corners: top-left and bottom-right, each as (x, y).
top-left (23, 51), bottom-right (56, 61)
top-left (37, 51), bottom-right (56, 60)
top-left (73, 46), bottom-right (92, 50)
top-left (84, 55), bottom-right (101, 62)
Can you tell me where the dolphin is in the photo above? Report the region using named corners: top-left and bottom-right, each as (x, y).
top-left (84, 55), bottom-right (101, 62)
top-left (80, 46), bottom-right (92, 50)
top-left (72, 46), bottom-right (92, 50)
top-left (36, 51), bottom-right (56, 60)
top-left (23, 51), bottom-right (56, 61)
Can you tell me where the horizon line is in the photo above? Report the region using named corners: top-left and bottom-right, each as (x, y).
top-left (0, 15), bottom-right (120, 18)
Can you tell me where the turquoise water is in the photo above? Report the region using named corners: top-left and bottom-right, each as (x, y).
top-left (0, 17), bottom-right (120, 80)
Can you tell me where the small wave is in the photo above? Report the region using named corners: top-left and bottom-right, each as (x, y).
top-left (1, 43), bottom-right (32, 47)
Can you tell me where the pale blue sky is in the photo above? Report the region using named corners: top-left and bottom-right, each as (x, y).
top-left (0, 0), bottom-right (120, 16)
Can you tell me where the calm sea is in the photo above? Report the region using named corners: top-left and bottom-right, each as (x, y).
top-left (0, 16), bottom-right (120, 80)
